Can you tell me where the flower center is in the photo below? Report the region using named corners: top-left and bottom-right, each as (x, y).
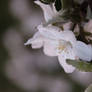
top-left (57, 41), bottom-right (72, 54)
top-left (58, 45), bottom-right (66, 51)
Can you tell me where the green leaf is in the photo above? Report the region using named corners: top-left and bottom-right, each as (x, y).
top-left (40, 0), bottom-right (55, 4)
top-left (86, 6), bottom-right (92, 19)
top-left (85, 84), bottom-right (92, 92)
top-left (66, 59), bottom-right (92, 72)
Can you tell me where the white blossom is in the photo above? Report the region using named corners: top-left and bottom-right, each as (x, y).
top-left (25, 25), bottom-right (92, 73)
top-left (35, 1), bottom-right (58, 22)
top-left (25, 24), bottom-right (78, 73)
top-left (25, 1), bottom-right (92, 73)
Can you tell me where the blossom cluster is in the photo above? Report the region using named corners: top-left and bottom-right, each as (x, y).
top-left (25, 0), bottom-right (92, 73)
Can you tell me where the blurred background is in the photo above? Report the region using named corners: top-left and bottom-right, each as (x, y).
top-left (0, 0), bottom-right (92, 92)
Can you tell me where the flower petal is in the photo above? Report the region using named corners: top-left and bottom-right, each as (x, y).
top-left (75, 41), bottom-right (92, 61)
top-left (25, 32), bottom-right (43, 49)
top-left (59, 31), bottom-right (76, 45)
top-left (38, 25), bottom-right (62, 39)
top-left (43, 40), bottom-right (57, 56)
top-left (58, 56), bottom-right (75, 73)
top-left (38, 25), bottom-right (76, 45)
top-left (35, 1), bottom-right (55, 22)
top-left (63, 22), bottom-right (73, 30)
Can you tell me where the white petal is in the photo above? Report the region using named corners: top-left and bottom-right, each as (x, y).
top-left (59, 31), bottom-right (76, 45)
top-left (58, 56), bottom-right (75, 73)
top-left (75, 41), bottom-right (92, 61)
top-left (38, 25), bottom-right (62, 40)
top-left (38, 25), bottom-right (76, 45)
top-left (35, 1), bottom-right (55, 22)
top-left (52, 3), bottom-right (58, 14)
top-left (63, 22), bottom-right (73, 30)
top-left (74, 24), bottom-right (80, 36)
top-left (25, 32), bottom-right (40, 45)
top-left (31, 41), bottom-right (43, 49)
top-left (25, 32), bottom-right (43, 49)
top-left (43, 40), bottom-right (57, 56)
top-left (25, 39), bottom-right (32, 46)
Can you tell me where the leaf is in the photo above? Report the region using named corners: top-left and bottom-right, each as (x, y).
top-left (66, 59), bottom-right (92, 72)
top-left (85, 84), bottom-right (92, 92)
top-left (86, 5), bottom-right (92, 19)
